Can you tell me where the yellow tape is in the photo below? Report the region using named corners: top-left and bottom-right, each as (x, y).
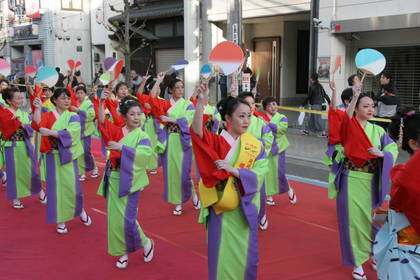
top-left (201, 102), bottom-right (392, 123)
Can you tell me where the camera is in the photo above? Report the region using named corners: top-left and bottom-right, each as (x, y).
top-left (312, 18), bottom-right (322, 25)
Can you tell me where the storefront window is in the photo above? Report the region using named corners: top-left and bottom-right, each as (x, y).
top-left (155, 22), bottom-right (173, 37)
top-left (61, 0), bottom-right (83, 11)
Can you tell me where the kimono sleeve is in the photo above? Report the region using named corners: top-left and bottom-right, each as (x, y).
top-left (237, 147), bottom-right (269, 196)
top-left (106, 99), bottom-right (125, 127)
top-left (150, 97), bottom-right (170, 124)
top-left (0, 109), bottom-right (22, 139)
top-left (119, 134), bottom-right (153, 196)
top-left (190, 127), bottom-right (230, 186)
top-left (261, 123), bottom-right (273, 156)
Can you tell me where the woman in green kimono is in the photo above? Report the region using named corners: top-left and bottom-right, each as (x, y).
top-left (329, 85), bottom-right (398, 280)
top-left (32, 88), bottom-right (92, 234)
top-left (150, 73), bottom-right (199, 215)
top-left (71, 86), bottom-right (99, 181)
top-left (0, 87), bottom-right (42, 208)
top-left (191, 85), bottom-right (269, 280)
top-left (0, 79), bottom-right (10, 187)
top-left (261, 96), bottom-right (296, 205)
top-left (97, 91), bottom-right (154, 269)
top-left (238, 92), bottom-right (274, 231)
top-left (136, 77), bottom-right (163, 174)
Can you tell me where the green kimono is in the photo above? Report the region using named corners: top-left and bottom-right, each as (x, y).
top-left (156, 98), bottom-right (195, 204)
top-left (330, 122), bottom-right (398, 267)
top-left (2, 109), bottom-right (41, 200)
top-left (97, 124), bottom-right (153, 256)
top-left (265, 113), bottom-right (290, 196)
top-left (40, 110), bottom-right (84, 223)
top-left (77, 97), bottom-right (97, 173)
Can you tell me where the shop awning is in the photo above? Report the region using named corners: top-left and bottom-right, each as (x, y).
top-left (108, 3), bottom-right (183, 22)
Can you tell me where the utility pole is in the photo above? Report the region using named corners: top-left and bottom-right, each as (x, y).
top-left (227, 0), bottom-right (242, 46)
top-left (124, 0), bottom-right (131, 86)
top-left (226, 0), bottom-right (242, 94)
top-left (309, 0), bottom-right (319, 79)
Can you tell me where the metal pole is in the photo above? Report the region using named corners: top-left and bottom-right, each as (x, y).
top-left (227, 0), bottom-right (242, 93)
top-left (308, 0), bottom-right (319, 78)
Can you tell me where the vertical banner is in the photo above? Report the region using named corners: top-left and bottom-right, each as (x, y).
top-left (242, 73), bottom-right (251, 92)
top-left (25, 0), bottom-right (40, 19)
top-left (32, 50), bottom-right (43, 69)
top-left (317, 57), bottom-right (330, 82)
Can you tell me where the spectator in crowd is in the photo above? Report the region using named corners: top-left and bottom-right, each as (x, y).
top-left (301, 73), bottom-right (331, 137)
top-left (55, 67), bottom-right (65, 87)
top-left (130, 70), bottom-right (142, 93)
top-left (219, 73), bottom-right (227, 99)
top-left (380, 71), bottom-right (398, 95)
top-left (93, 67), bottom-right (104, 85)
top-left (375, 83), bottom-right (400, 131)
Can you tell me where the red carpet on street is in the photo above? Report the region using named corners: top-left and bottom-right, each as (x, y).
top-left (0, 139), bottom-right (378, 279)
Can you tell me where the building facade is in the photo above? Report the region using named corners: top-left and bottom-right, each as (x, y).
top-left (1, 0), bottom-right (93, 84)
top-left (318, 0), bottom-right (420, 108)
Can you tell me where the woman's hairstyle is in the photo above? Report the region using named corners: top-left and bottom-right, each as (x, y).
top-left (355, 93), bottom-right (373, 108)
top-left (238, 92), bottom-right (254, 101)
top-left (115, 82), bottom-right (128, 93)
top-left (168, 78), bottom-right (183, 91)
top-left (0, 79), bottom-right (9, 85)
top-left (310, 73), bottom-right (319, 82)
top-left (381, 70), bottom-right (393, 81)
top-left (341, 88), bottom-right (353, 104)
top-left (118, 96), bottom-right (141, 116)
top-left (389, 106), bottom-right (420, 154)
top-left (217, 97), bottom-right (250, 121)
top-left (2, 87), bottom-right (20, 105)
top-left (262, 96), bottom-right (276, 109)
top-left (51, 88), bottom-right (71, 106)
top-left (75, 70), bottom-right (81, 76)
top-left (75, 86), bottom-right (87, 94)
top-left (347, 74), bottom-right (358, 86)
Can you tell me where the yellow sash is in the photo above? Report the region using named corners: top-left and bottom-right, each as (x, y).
top-left (199, 132), bottom-right (262, 214)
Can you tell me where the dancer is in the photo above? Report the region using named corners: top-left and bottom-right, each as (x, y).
top-left (150, 73), bottom-right (199, 215)
top-left (0, 87), bottom-right (42, 208)
top-left (190, 82), bottom-right (221, 133)
top-left (71, 86), bottom-right (99, 181)
top-left (191, 87), bottom-right (268, 280)
top-left (97, 91), bottom-right (154, 269)
top-left (0, 79), bottom-right (10, 186)
top-left (374, 107), bottom-right (420, 279)
top-left (261, 96), bottom-right (296, 206)
top-left (329, 84), bottom-right (398, 280)
top-left (32, 88), bottom-right (91, 234)
top-left (238, 92), bottom-right (273, 230)
top-left (136, 77), bottom-right (162, 174)
top-left (105, 82), bottom-right (130, 126)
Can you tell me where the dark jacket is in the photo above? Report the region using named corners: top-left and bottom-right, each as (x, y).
top-left (302, 82), bottom-right (331, 106)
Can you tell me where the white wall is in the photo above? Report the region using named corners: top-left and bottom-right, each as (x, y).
top-left (320, 0), bottom-right (420, 21)
top-left (318, 0), bottom-right (420, 104)
top-left (208, 0), bottom-right (310, 21)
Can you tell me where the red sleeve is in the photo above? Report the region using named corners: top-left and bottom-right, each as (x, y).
top-left (105, 99), bottom-right (125, 127)
top-left (390, 152), bottom-right (420, 234)
top-left (190, 128), bottom-right (231, 187)
top-left (339, 115), bottom-right (376, 167)
top-left (98, 118), bottom-right (124, 167)
top-left (190, 97), bottom-right (198, 107)
top-left (136, 93), bottom-right (152, 115)
top-left (328, 108), bottom-right (346, 145)
top-left (0, 109), bottom-right (22, 139)
top-left (31, 112), bottom-right (56, 153)
top-left (66, 86), bottom-right (79, 109)
top-left (150, 97), bottom-right (171, 125)
top-left (254, 110), bottom-right (270, 122)
top-left (91, 97), bottom-right (100, 120)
